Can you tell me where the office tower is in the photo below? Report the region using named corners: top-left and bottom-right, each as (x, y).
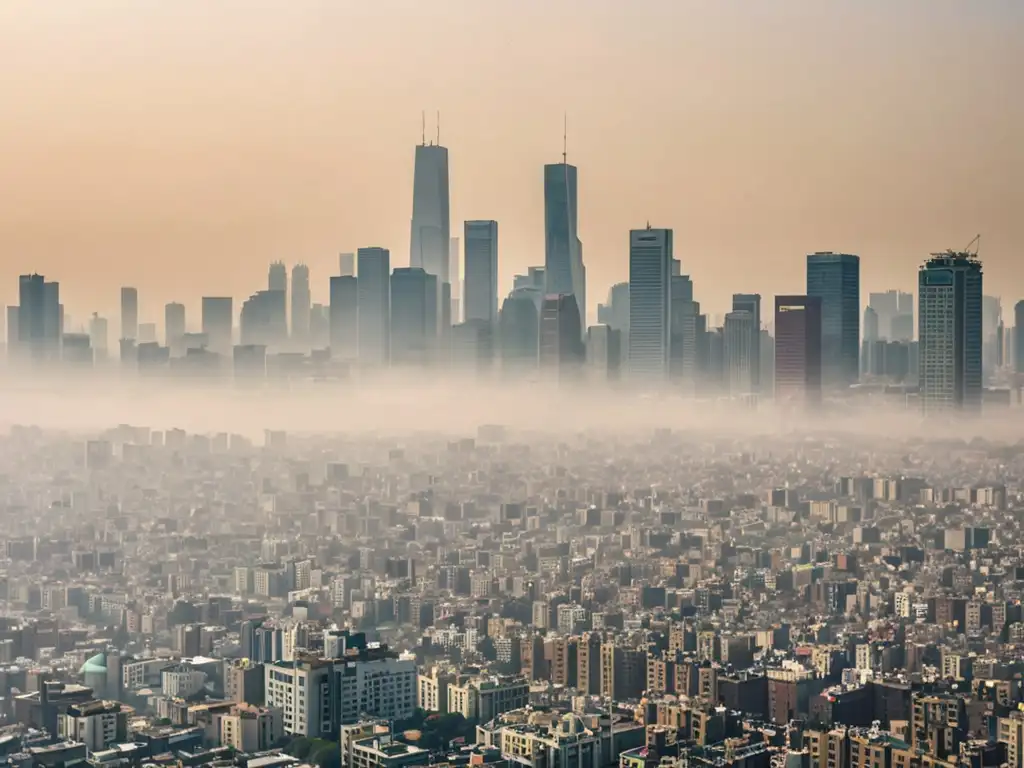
top-left (982, 295), bottom-right (1002, 378)
top-left (339, 253), bottom-right (355, 278)
top-left (628, 227), bottom-right (673, 381)
top-left (670, 280), bottom-right (699, 391)
top-left (918, 250), bottom-right (983, 411)
top-left (451, 319), bottom-right (494, 373)
top-left (291, 264), bottom-right (311, 348)
top-left (544, 161), bottom-right (585, 333)
top-left (89, 314), bottom-right (108, 361)
top-left (120, 286), bottom-right (138, 342)
top-left (356, 247), bottom-right (391, 367)
top-left (268, 261), bottom-right (288, 337)
top-left (410, 140), bottom-right (451, 285)
top-left (539, 293), bottom-right (584, 378)
top-left (499, 288), bottom-right (541, 374)
top-left (731, 294), bottom-right (762, 391)
top-left (774, 295), bottom-right (823, 406)
top-left (862, 306), bottom-right (879, 376)
top-left (760, 329), bottom-right (775, 396)
top-left (5, 306), bottom-right (18, 358)
top-left (390, 267), bottom-right (438, 367)
top-left (1016, 300), bottom-right (1024, 375)
top-left (807, 252), bottom-right (860, 387)
top-left (723, 310), bottom-right (755, 396)
top-left (586, 325), bottom-right (621, 382)
top-left (201, 297), bottom-right (232, 356)
top-left (869, 290), bottom-right (913, 341)
top-left (464, 221), bottom-right (499, 327)
top-left (165, 302), bottom-right (186, 353)
top-left (240, 291), bottom-right (287, 348)
top-left (329, 276), bottom-right (358, 361)
top-left (17, 274), bottom-right (61, 360)
top-left (449, 238), bottom-right (461, 323)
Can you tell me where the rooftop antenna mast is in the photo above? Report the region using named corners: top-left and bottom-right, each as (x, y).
top-left (563, 113), bottom-right (568, 164)
top-left (437, 110), bottom-right (440, 146)
top-left (421, 111), bottom-right (425, 146)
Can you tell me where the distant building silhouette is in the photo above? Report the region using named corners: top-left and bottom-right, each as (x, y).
top-left (628, 227), bottom-right (672, 383)
top-left (329, 275), bottom-right (358, 362)
top-left (464, 221), bottom-right (499, 328)
top-left (120, 286), bottom-right (138, 343)
top-left (807, 252), bottom-right (860, 387)
top-left (356, 247), bottom-right (391, 368)
top-left (201, 297), bottom-right (232, 356)
top-left (291, 264), bottom-right (311, 349)
top-left (774, 295), bottom-right (823, 406)
top-left (390, 267), bottom-right (438, 368)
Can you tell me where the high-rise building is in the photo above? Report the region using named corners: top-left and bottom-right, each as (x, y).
top-left (329, 276), bottom-right (358, 361)
top-left (240, 291), bottom-right (287, 348)
top-left (17, 274), bottom-right (61, 360)
top-left (731, 294), bottom-right (762, 391)
top-left (627, 227), bottom-right (672, 382)
top-left (356, 248), bottom-right (391, 367)
top-left (869, 290), bottom-right (913, 341)
top-left (165, 302), bottom-right (186, 353)
top-left (390, 267), bottom-right (438, 367)
top-left (291, 264), bottom-right (311, 348)
top-left (449, 238), bottom-right (461, 324)
top-left (201, 297), bottom-right (233, 356)
top-left (806, 252), bottom-right (860, 387)
top-left (774, 295), bottom-right (823, 406)
top-left (1015, 300), bottom-right (1024, 375)
top-left (499, 288), bottom-right (541, 375)
top-left (410, 142), bottom-right (450, 285)
top-left (544, 161), bottom-right (585, 333)
top-left (339, 253), bottom-right (355, 278)
top-left (982, 295), bottom-right (1002, 378)
top-left (918, 251), bottom-right (983, 411)
top-left (862, 306), bottom-right (879, 376)
top-left (120, 287), bottom-right (138, 342)
top-left (463, 221), bottom-right (499, 327)
top-left (724, 310), bottom-right (755, 396)
top-left (539, 294), bottom-right (583, 380)
top-left (586, 324), bottom-right (621, 382)
top-left (89, 314), bottom-right (109, 361)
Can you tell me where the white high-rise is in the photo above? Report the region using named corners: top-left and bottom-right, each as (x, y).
top-left (628, 226), bottom-right (673, 381)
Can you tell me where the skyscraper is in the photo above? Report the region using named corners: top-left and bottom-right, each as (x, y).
top-left (806, 252), bottom-right (860, 387)
top-left (268, 261), bottom-right (288, 337)
top-left (627, 227), bottom-right (672, 381)
top-left (499, 287), bottom-right (541, 375)
top-left (410, 142), bottom-right (450, 285)
top-left (390, 267), bottom-right (438, 367)
top-left (291, 264), bottom-right (311, 348)
top-left (464, 221), bottom-right (499, 326)
top-left (918, 251), bottom-right (983, 411)
top-left (1015, 300), bottom-right (1024, 375)
top-left (731, 293), bottom-right (762, 391)
top-left (539, 293), bottom-right (583, 379)
top-left (329, 275), bottom-right (358, 361)
top-left (120, 286), bottom-right (138, 342)
top-left (862, 305), bottom-right (879, 376)
top-left (774, 295), bottom-right (823, 406)
top-left (449, 238), bottom-right (461, 324)
top-left (89, 313), bottom-right (109, 361)
top-left (339, 253), bottom-right (355, 278)
top-left (982, 295), bottom-right (1002, 379)
top-left (356, 247), bottom-right (391, 367)
top-left (723, 310), bottom-right (755, 396)
top-left (165, 302), bottom-right (186, 353)
top-left (868, 290), bottom-right (913, 341)
top-left (201, 297), bottom-right (233, 356)
top-left (544, 161), bottom-right (585, 333)
top-left (240, 290), bottom-right (287, 348)
top-left (18, 274), bottom-right (61, 360)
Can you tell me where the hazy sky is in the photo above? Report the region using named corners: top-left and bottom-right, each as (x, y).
top-left (1, 0), bottom-right (1021, 329)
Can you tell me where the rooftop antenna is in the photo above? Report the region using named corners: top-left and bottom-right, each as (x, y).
top-left (563, 113), bottom-right (568, 164)
top-left (421, 111), bottom-right (425, 146)
top-left (437, 110), bottom-right (440, 146)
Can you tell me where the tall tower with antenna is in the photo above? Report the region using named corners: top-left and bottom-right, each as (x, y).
top-left (544, 115), bottom-right (586, 335)
top-left (410, 113), bottom-right (451, 321)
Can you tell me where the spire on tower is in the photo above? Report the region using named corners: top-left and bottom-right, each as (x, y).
top-left (563, 113), bottom-right (567, 164)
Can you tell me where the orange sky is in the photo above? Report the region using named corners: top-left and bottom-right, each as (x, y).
top-left (1, 0), bottom-right (1021, 330)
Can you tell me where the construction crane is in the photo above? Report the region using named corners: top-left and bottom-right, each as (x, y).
top-left (963, 233), bottom-right (981, 258)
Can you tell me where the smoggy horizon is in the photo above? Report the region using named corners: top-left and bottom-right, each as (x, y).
top-left (1, 0), bottom-right (1022, 330)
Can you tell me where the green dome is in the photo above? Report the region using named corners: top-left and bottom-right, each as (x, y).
top-left (79, 653), bottom-right (107, 675)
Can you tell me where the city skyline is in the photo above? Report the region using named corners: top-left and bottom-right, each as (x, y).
top-left (2, 1), bottom-right (1021, 325)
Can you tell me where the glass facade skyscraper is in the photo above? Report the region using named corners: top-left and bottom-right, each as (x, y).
top-left (918, 252), bottom-right (983, 411)
top-left (627, 227), bottom-right (672, 381)
top-left (774, 295), bottom-right (822, 406)
top-left (806, 252), bottom-right (860, 387)
top-left (356, 247), bottom-right (391, 368)
top-left (410, 143), bottom-right (450, 286)
top-left (464, 220), bottom-right (499, 326)
top-left (544, 162), bottom-right (585, 333)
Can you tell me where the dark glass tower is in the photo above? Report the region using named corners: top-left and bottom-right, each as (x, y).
top-left (544, 163), bottom-right (585, 333)
top-left (806, 252), bottom-right (860, 387)
top-left (774, 295), bottom-right (823, 406)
